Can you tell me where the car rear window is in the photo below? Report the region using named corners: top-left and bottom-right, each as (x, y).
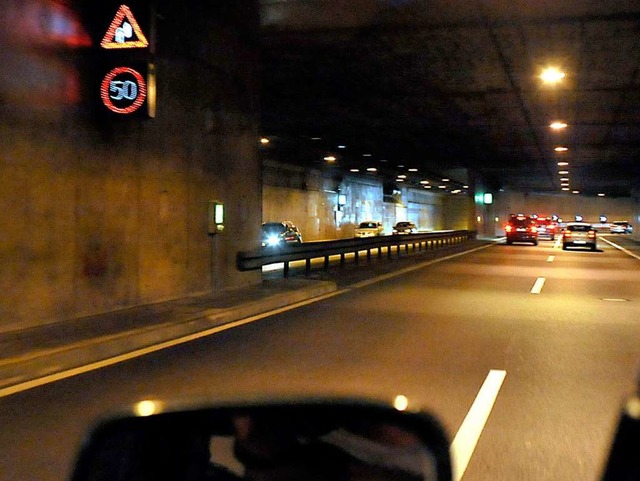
top-left (567, 225), bottom-right (591, 232)
top-left (359, 222), bottom-right (377, 228)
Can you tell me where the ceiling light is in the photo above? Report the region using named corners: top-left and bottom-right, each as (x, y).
top-left (442, 178), bottom-right (450, 182)
top-left (397, 164), bottom-right (405, 168)
top-left (260, 137), bottom-right (270, 145)
top-left (540, 67), bottom-right (566, 84)
top-left (380, 159), bottom-right (388, 163)
top-left (562, 187), bottom-right (570, 191)
top-left (366, 167), bottom-right (377, 172)
top-left (338, 145), bottom-right (346, 149)
top-left (396, 179), bottom-right (404, 182)
top-left (311, 137), bottom-right (322, 140)
top-left (555, 146), bottom-right (568, 152)
top-left (560, 178), bottom-right (569, 182)
top-left (550, 121), bottom-right (568, 130)
top-left (597, 193), bottom-right (605, 197)
top-left (363, 154), bottom-right (372, 157)
top-left (558, 170), bottom-right (569, 175)
top-left (572, 190), bottom-right (580, 194)
top-left (438, 185), bottom-right (447, 189)
top-left (557, 161), bottom-right (569, 166)
top-left (420, 180), bottom-right (430, 184)
top-left (463, 185), bottom-right (469, 189)
top-left (425, 185), bottom-right (432, 189)
top-left (324, 156), bottom-right (336, 162)
top-left (408, 168), bottom-right (418, 172)
top-left (397, 174), bottom-right (407, 179)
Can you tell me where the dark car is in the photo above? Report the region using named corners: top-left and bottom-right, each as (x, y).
top-left (562, 222), bottom-right (597, 251)
top-left (534, 217), bottom-right (557, 240)
top-left (261, 221), bottom-right (303, 247)
top-left (392, 221), bottom-right (417, 234)
top-left (505, 215), bottom-right (538, 245)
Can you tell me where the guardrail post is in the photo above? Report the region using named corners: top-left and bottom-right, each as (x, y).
top-left (283, 262), bottom-right (290, 278)
top-left (340, 253), bottom-right (345, 266)
top-left (305, 258), bottom-right (311, 275)
top-left (324, 256), bottom-right (330, 270)
top-left (367, 249), bottom-right (371, 261)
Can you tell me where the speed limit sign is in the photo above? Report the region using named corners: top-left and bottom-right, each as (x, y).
top-left (100, 67), bottom-right (147, 114)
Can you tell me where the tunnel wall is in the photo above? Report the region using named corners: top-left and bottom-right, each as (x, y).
top-left (0, 1), bottom-right (261, 331)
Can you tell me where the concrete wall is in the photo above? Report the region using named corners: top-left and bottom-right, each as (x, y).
top-left (262, 162), bottom-right (462, 239)
top-left (0, 1), bottom-right (261, 331)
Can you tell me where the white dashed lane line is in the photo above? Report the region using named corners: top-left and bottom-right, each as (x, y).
top-left (450, 370), bottom-right (507, 481)
top-left (530, 277), bottom-right (546, 294)
top-left (547, 255), bottom-right (555, 263)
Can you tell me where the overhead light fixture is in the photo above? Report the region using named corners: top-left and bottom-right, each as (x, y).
top-left (396, 179), bottom-right (405, 182)
top-left (260, 137), bottom-right (270, 145)
top-left (597, 193), bottom-right (605, 197)
top-left (397, 174), bottom-right (407, 179)
top-left (555, 146), bottom-right (569, 152)
top-left (550, 121), bottom-right (568, 130)
top-left (366, 167), bottom-right (377, 172)
top-left (350, 168), bottom-right (360, 172)
top-left (338, 145), bottom-right (346, 149)
top-left (420, 180), bottom-right (430, 184)
top-left (557, 161), bottom-right (569, 166)
top-left (438, 185), bottom-right (447, 189)
top-left (558, 170), bottom-right (569, 175)
top-left (311, 137), bottom-right (322, 140)
top-left (572, 190), bottom-right (580, 194)
top-left (424, 185), bottom-right (432, 189)
top-left (408, 168), bottom-right (418, 172)
top-left (363, 154), bottom-right (372, 157)
top-left (560, 178), bottom-right (569, 182)
top-left (540, 67), bottom-right (566, 84)
top-left (562, 187), bottom-right (570, 191)
top-left (442, 178), bottom-right (450, 182)
top-left (324, 156), bottom-right (336, 162)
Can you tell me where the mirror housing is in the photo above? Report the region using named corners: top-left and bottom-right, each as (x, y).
top-left (70, 398), bottom-right (452, 481)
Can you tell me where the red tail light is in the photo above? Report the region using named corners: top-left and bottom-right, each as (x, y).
top-left (588, 230), bottom-right (596, 238)
top-left (505, 225), bottom-right (513, 233)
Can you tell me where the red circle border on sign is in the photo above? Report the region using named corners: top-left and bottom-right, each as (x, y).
top-left (100, 67), bottom-right (147, 114)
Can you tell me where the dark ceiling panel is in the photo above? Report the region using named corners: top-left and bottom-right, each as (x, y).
top-left (260, 1), bottom-right (640, 197)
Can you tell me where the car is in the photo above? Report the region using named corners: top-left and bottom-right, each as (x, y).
top-left (354, 221), bottom-right (384, 238)
top-left (261, 221), bottom-right (303, 247)
top-left (505, 215), bottom-right (538, 245)
top-left (534, 217), bottom-right (557, 240)
top-left (610, 221), bottom-right (634, 234)
top-left (562, 222), bottom-right (597, 251)
top-left (392, 221), bottom-right (417, 234)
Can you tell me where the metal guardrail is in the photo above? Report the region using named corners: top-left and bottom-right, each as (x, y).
top-left (237, 230), bottom-right (476, 277)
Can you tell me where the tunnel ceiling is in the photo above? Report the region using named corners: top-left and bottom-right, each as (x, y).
top-left (259, 0), bottom-right (640, 197)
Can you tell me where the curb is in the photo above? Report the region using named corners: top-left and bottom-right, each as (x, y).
top-left (0, 280), bottom-right (337, 390)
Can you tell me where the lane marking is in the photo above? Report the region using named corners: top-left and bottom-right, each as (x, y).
top-left (601, 298), bottom-right (629, 302)
top-left (553, 237), bottom-right (562, 249)
top-left (450, 369), bottom-right (507, 481)
top-left (530, 277), bottom-right (546, 294)
top-left (547, 255), bottom-right (555, 263)
top-left (600, 237), bottom-right (640, 261)
top-left (0, 242), bottom-right (496, 398)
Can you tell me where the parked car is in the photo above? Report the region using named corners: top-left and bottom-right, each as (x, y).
top-left (261, 221), bottom-right (302, 247)
top-left (609, 221), bottom-right (634, 234)
top-left (505, 215), bottom-right (538, 245)
top-left (392, 221), bottom-right (417, 234)
top-left (354, 221), bottom-right (384, 238)
top-left (562, 222), bottom-right (597, 251)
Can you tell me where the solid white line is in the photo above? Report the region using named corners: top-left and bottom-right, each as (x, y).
top-left (600, 237), bottom-right (640, 261)
top-left (1, 242), bottom-right (494, 398)
top-left (547, 255), bottom-right (555, 263)
top-left (450, 369), bottom-right (507, 481)
top-left (530, 277), bottom-right (546, 294)
top-left (0, 294), bottom-right (345, 399)
top-left (350, 242), bottom-right (495, 289)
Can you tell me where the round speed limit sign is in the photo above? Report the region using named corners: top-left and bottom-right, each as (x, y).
top-left (100, 67), bottom-right (147, 114)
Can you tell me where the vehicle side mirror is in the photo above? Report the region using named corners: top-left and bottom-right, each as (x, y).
top-left (70, 398), bottom-right (453, 481)
top-left (600, 395), bottom-right (640, 480)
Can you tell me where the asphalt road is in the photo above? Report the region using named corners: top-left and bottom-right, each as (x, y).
top-left (1, 236), bottom-right (639, 481)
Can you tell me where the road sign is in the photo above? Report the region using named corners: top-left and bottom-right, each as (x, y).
top-left (100, 5), bottom-right (149, 49)
top-left (100, 66), bottom-right (147, 114)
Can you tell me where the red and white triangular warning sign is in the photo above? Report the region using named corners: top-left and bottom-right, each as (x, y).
top-left (100, 4), bottom-right (149, 49)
